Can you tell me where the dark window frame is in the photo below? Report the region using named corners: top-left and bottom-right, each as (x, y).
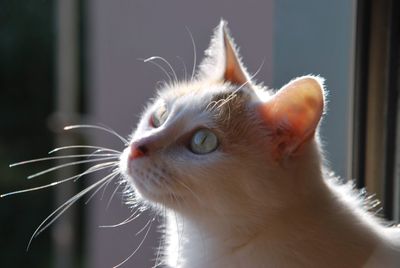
top-left (352, 0), bottom-right (400, 221)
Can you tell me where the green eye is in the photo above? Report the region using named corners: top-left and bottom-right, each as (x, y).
top-left (151, 105), bottom-right (168, 128)
top-left (190, 129), bottom-right (218, 154)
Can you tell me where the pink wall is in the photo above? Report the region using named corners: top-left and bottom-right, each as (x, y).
top-left (86, 1), bottom-right (274, 267)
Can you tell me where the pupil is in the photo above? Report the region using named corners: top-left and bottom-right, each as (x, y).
top-left (200, 134), bottom-right (207, 145)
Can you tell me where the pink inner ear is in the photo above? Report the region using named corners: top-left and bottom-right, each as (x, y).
top-left (258, 76), bottom-right (324, 157)
top-left (222, 25), bottom-right (248, 85)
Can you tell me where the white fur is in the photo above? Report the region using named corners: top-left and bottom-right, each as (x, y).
top-left (119, 21), bottom-right (400, 267)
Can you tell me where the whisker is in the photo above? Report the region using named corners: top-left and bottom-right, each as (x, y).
top-left (112, 217), bottom-right (155, 268)
top-left (37, 171), bottom-right (119, 236)
top-left (26, 156), bottom-right (118, 179)
top-left (144, 56), bottom-right (178, 82)
top-left (1, 162), bottom-right (117, 198)
top-left (73, 161), bottom-right (118, 182)
top-left (64, 125), bottom-right (128, 145)
top-left (136, 215), bottom-right (154, 235)
top-left (49, 145), bottom-right (121, 154)
top-left (229, 59), bottom-right (264, 94)
top-left (89, 149), bottom-right (119, 157)
top-left (99, 200), bottom-right (143, 228)
top-left (106, 183), bottom-right (121, 210)
top-left (214, 59), bottom-right (265, 111)
top-left (153, 209), bottom-right (166, 268)
top-left (10, 154), bottom-right (119, 168)
top-left (84, 172), bottom-right (120, 205)
top-left (176, 180), bottom-right (202, 204)
top-left (100, 209), bottom-right (141, 228)
top-left (99, 174), bottom-right (118, 201)
top-left (185, 27), bottom-right (197, 81)
top-left (139, 57), bottom-right (172, 82)
top-left (26, 171), bottom-right (119, 250)
top-left (176, 56), bottom-right (187, 81)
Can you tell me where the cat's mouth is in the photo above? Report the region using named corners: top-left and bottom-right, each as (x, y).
top-left (120, 147), bottom-right (174, 202)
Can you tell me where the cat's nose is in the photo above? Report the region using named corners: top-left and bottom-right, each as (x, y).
top-left (129, 143), bottom-right (148, 160)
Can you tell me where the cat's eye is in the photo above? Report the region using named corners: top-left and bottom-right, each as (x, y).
top-left (151, 105), bottom-right (168, 128)
top-left (190, 129), bottom-right (218, 154)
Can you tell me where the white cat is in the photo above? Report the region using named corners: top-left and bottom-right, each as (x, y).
top-left (119, 21), bottom-right (400, 267)
top-left (5, 20), bottom-right (400, 268)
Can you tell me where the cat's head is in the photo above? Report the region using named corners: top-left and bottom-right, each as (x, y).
top-left (120, 21), bottom-right (326, 226)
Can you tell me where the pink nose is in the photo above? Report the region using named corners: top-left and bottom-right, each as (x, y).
top-left (129, 143), bottom-right (148, 160)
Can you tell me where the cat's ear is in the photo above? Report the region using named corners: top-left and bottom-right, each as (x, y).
top-left (258, 76), bottom-right (325, 159)
top-left (198, 20), bottom-right (249, 85)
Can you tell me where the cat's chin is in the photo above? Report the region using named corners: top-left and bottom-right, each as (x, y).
top-left (125, 172), bottom-right (189, 211)
top-left (129, 178), bottom-right (185, 210)
top-left (119, 148), bottom-right (181, 206)
top-left (122, 170), bottom-right (166, 203)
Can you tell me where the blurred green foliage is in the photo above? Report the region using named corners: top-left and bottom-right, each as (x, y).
top-left (0, 0), bottom-right (55, 267)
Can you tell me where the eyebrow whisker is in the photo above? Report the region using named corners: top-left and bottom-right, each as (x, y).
top-left (185, 26), bottom-right (197, 81)
top-left (143, 56), bottom-right (178, 82)
top-left (64, 124), bottom-right (128, 145)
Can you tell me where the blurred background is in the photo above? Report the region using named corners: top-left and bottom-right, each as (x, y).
top-left (1, 0), bottom-right (399, 267)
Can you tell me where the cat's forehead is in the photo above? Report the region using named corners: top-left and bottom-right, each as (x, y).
top-left (159, 81), bottom-right (232, 106)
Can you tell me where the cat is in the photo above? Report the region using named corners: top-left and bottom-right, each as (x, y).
top-left (118, 20), bottom-right (400, 267)
top-left (4, 20), bottom-right (400, 268)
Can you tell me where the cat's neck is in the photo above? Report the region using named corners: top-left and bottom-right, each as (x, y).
top-left (166, 189), bottom-right (382, 268)
top-left (165, 141), bottom-right (386, 267)
top-left (167, 210), bottom-right (384, 268)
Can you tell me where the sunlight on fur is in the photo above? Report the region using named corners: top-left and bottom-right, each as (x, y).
top-left (3, 20), bottom-right (400, 268)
